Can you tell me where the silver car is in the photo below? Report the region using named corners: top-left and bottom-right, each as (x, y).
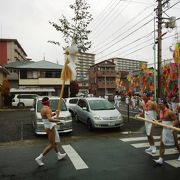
top-left (65, 97), bottom-right (79, 116)
top-left (74, 97), bottom-right (124, 130)
top-left (31, 96), bottom-right (72, 135)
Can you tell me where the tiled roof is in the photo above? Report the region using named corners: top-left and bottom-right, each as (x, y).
top-left (5, 61), bottom-right (33, 68)
top-left (6, 60), bottom-right (63, 70)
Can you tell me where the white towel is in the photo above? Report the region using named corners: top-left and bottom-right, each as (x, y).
top-left (162, 121), bottom-right (174, 146)
top-left (144, 110), bottom-right (157, 136)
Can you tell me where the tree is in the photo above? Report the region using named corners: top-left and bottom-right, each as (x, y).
top-left (49, 0), bottom-right (93, 52)
top-left (0, 79), bottom-right (9, 96)
top-left (70, 81), bottom-right (79, 97)
top-left (0, 79), bottom-right (11, 106)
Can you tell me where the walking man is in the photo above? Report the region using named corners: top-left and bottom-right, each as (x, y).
top-left (140, 93), bottom-right (158, 154)
top-left (154, 98), bottom-right (180, 164)
top-left (35, 97), bottom-right (66, 166)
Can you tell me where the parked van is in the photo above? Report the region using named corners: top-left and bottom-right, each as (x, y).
top-left (30, 96), bottom-right (72, 135)
top-left (12, 94), bottom-right (38, 107)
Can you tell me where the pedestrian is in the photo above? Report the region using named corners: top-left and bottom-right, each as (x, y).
top-left (154, 98), bottom-right (180, 164)
top-left (35, 97), bottom-right (66, 166)
top-left (117, 94), bottom-right (121, 107)
top-left (140, 92), bottom-right (158, 154)
top-left (114, 92), bottom-right (119, 107)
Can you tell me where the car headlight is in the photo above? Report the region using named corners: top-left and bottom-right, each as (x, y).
top-left (118, 114), bottom-right (122, 120)
top-left (93, 116), bottom-right (102, 120)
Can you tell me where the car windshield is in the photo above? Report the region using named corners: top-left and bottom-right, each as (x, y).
top-left (89, 99), bottom-right (115, 110)
top-left (37, 99), bottom-right (67, 112)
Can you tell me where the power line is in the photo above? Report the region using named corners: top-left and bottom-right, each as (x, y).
top-left (92, 10), bottom-right (154, 53)
top-left (90, 0), bottom-right (123, 39)
top-left (95, 30), bottom-right (154, 61)
top-left (91, 4), bottom-right (154, 49)
top-left (120, 33), bottom-right (179, 58)
top-left (91, 0), bottom-right (131, 42)
top-left (91, 0), bottom-right (116, 28)
top-left (95, 17), bottom-right (154, 56)
top-left (96, 31), bottom-right (179, 63)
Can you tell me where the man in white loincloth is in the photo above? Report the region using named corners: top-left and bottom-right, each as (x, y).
top-left (35, 97), bottom-right (66, 166)
top-left (154, 98), bottom-right (180, 164)
top-left (140, 93), bottom-right (158, 154)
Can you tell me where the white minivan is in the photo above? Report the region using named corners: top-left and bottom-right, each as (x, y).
top-left (12, 94), bottom-right (38, 107)
top-left (31, 96), bottom-right (73, 135)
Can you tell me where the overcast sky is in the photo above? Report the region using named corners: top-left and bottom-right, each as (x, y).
top-left (0, 0), bottom-right (179, 65)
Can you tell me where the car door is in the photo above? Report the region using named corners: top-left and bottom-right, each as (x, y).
top-left (77, 99), bottom-right (88, 123)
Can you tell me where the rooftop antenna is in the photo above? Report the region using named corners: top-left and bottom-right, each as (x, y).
top-left (43, 53), bottom-right (45, 60)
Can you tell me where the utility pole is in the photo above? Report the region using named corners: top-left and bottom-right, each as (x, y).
top-left (157, 0), bottom-right (163, 99)
top-left (156, 0), bottom-right (170, 99)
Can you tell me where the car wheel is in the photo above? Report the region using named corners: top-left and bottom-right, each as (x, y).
top-left (87, 119), bottom-right (93, 131)
top-left (18, 102), bottom-right (24, 108)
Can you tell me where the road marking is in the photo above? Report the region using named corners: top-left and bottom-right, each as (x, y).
top-left (120, 136), bottom-right (160, 142)
top-left (165, 159), bottom-right (180, 168)
top-left (146, 148), bottom-right (179, 156)
top-left (131, 140), bottom-right (180, 148)
top-left (120, 136), bottom-right (180, 168)
top-left (62, 145), bottom-right (88, 170)
top-left (120, 134), bottom-right (180, 143)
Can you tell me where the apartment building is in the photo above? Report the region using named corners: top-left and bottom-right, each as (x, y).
top-left (76, 52), bottom-right (95, 80)
top-left (107, 57), bottom-right (147, 72)
top-left (76, 52), bottom-right (95, 94)
top-left (0, 38), bottom-right (28, 65)
top-left (89, 60), bottom-right (116, 100)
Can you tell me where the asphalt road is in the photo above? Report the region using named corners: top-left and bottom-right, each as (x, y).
top-left (0, 107), bottom-right (179, 180)
top-left (0, 135), bottom-right (180, 180)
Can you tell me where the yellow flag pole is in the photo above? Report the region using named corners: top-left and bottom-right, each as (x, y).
top-left (136, 116), bottom-right (180, 132)
top-left (56, 56), bottom-right (68, 119)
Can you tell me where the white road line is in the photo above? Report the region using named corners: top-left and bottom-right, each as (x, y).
top-left (120, 134), bottom-right (180, 142)
top-left (165, 159), bottom-right (180, 168)
top-left (146, 148), bottom-right (179, 156)
top-left (62, 145), bottom-right (88, 170)
top-left (131, 140), bottom-right (180, 148)
top-left (120, 136), bottom-right (160, 142)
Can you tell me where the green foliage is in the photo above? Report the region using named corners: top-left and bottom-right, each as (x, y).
top-left (49, 0), bottom-right (93, 52)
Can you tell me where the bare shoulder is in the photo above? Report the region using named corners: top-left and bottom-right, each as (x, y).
top-left (41, 106), bottom-right (51, 116)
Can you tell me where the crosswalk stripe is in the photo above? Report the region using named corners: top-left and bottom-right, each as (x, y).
top-left (120, 136), bottom-right (160, 142)
top-left (62, 145), bottom-right (88, 170)
top-left (165, 160), bottom-right (180, 168)
top-left (120, 134), bottom-right (180, 142)
top-left (131, 140), bottom-right (180, 148)
top-left (120, 135), bottom-right (180, 168)
top-left (146, 148), bottom-right (179, 156)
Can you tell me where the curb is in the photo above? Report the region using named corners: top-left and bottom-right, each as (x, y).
top-left (0, 108), bottom-right (30, 112)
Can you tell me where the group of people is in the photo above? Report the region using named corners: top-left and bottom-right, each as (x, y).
top-left (139, 92), bottom-right (180, 165)
top-left (35, 94), bottom-right (180, 167)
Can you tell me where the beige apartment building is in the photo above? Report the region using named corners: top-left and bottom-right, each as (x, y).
top-left (76, 52), bottom-right (95, 94)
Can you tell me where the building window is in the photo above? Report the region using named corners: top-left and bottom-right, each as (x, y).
top-left (20, 70), bottom-right (27, 79)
